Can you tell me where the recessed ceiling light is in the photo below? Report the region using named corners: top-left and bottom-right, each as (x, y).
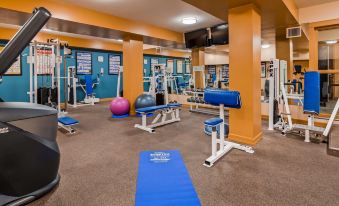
top-left (325, 40), bottom-right (338, 44)
top-left (182, 17), bottom-right (197, 25)
top-left (261, 44), bottom-right (270, 49)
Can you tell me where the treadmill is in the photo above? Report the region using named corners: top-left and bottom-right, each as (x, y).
top-left (0, 8), bottom-right (61, 206)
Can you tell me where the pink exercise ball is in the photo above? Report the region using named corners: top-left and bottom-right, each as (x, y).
top-left (109, 97), bottom-right (130, 116)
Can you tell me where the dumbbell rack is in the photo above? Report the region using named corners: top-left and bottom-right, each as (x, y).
top-left (184, 90), bottom-right (229, 116)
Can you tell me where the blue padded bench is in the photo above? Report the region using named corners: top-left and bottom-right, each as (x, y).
top-left (203, 89), bottom-right (253, 167)
top-left (167, 103), bottom-right (182, 108)
top-left (136, 105), bottom-right (168, 114)
top-left (58, 116), bottom-right (79, 134)
top-left (136, 104), bottom-right (181, 114)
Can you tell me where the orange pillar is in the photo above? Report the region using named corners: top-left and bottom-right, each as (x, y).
top-left (228, 4), bottom-right (262, 145)
top-left (123, 38), bottom-right (144, 115)
top-left (191, 48), bottom-right (205, 89)
top-left (276, 39), bottom-right (293, 79)
top-left (309, 26), bottom-right (318, 71)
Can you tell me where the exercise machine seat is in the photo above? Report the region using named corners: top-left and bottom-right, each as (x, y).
top-left (58, 116), bottom-right (79, 126)
top-left (304, 72), bottom-right (320, 114)
top-left (204, 118), bottom-right (223, 126)
top-left (204, 89), bottom-right (242, 108)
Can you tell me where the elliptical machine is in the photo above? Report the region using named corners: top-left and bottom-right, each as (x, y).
top-left (0, 8), bottom-right (60, 206)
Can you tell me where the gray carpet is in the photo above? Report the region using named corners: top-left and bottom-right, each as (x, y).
top-left (30, 103), bottom-right (339, 206)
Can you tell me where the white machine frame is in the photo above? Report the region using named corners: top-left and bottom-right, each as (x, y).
top-left (268, 59), bottom-right (288, 130)
top-left (116, 66), bottom-right (123, 97)
top-left (134, 106), bottom-right (181, 133)
top-left (274, 82), bottom-right (338, 142)
top-left (28, 41), bottom-right (59, 105)
top-left (146, 64), bottom-right (169, 104)
top-left (27, 40), bottom-right (78, 133)
top-left (204, 103), bottom-right (254, 167)
top-left (67, 66), bottom-right (102, 107)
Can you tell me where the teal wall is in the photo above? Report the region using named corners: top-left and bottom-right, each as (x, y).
top-left (0, 44), bottom-right (191, 102)
top-left (0, 43), bottom-right (122, 102)
top-left (64, 49), bottom-right (122, 102)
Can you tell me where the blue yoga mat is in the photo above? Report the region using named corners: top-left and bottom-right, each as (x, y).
top-left (135, 150), bottom-right (201, 206)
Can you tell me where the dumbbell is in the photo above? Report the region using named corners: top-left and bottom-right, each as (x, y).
top-left (194, 97), bottom-right (201, 103)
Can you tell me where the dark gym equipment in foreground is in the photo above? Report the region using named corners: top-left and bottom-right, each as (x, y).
top-left (0, 7), bottom-right (61, 206)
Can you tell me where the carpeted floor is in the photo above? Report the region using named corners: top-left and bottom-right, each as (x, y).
top-left (30, 103), bottom-right (339, 206)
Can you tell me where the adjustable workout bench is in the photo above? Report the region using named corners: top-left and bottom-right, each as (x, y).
top-left (203, 89), bottom-right (254, 167)
top-left (135, 103), bottom-right (181, 133)
top-left (58, 116), bottom-right (79, 134)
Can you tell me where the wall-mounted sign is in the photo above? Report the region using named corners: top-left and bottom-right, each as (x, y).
top-left (167, 59), bottom-right (174, 73)
top-left (207, 65), bottom-right (216, 75)
top-left (177, 60), bottom-right (183, 74)
top-left (151, 58), bottom-right (159, 70)
top-left (76, 52), bottom-right (92, 75)
top-left (261, 62), bottom-right (266, 78)
top-left (109, 54), bottom-right (121, 75)
top-left (0, 46), bottom-right (21, 76)
top-left (221, 64), bottom-right (229, 79)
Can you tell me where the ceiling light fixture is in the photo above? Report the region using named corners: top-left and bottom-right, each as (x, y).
top-left (261, 44), bottom-right (270, 49)
top-left (325, 40), bottom-right (338, 44)
top-left (182, 17), bottom-right (197, 25)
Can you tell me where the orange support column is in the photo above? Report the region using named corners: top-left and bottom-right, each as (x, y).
top-left (228, 4), bottom-right (262, 145)
top-left (309, 26), bottom-right (318, 71)
top-left (123, 38), bottom-right (144, 115)
top-left (276, 39), bottom-right (293, 79)
top-left (191, 48), bottom-right (205, 89)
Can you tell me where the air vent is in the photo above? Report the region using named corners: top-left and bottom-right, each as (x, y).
top-left (286, 26), bottom-right (301, 38)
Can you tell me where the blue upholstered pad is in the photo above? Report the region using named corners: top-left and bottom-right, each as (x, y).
top-left (204, 118), bottom-right (223, 126)
top-left (167, 103), bottom-right (182, 108)
top-left (136, 104), bottom-right (181, 113)
top-left (85, 75), bottom-right (93, 95)
top-left (204, 89), bottom-right (241, 108)
top-left (304, 72), bottom-right (320, 114)
top-left (58, 116), bottom-right (79, 126)
top-left (136, 150), bottom-right (201, 206)
top-left (136, 105), bottom-right (168, 113)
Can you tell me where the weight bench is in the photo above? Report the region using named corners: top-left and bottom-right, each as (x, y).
top-left (203, 89), bottom-right (254, 167)
top-left (292, 72), bottom-right (324, 142)
top-left (58, 116), bottom-right (79, 134)
top-left (135, 103), bottom-right (181, 133)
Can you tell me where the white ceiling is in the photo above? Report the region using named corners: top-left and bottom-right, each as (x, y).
top-left (294, 0), bottom-right (339, 8)
top-left (58, 0), bottom-right (223, 33)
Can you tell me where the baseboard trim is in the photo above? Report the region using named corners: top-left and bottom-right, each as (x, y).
top-left (228, 131), bottom-right (263, 146)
